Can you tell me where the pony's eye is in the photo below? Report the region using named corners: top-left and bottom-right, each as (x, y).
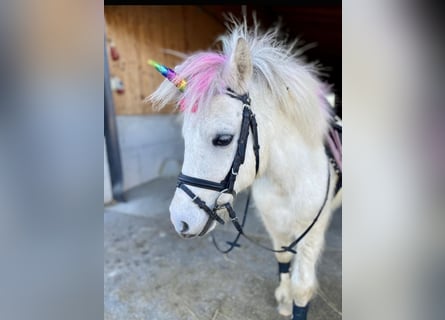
top-left (212, 134), bottom-right (234, 147)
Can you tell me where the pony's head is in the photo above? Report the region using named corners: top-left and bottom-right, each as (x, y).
top-left (149, 37), bottom-right (257, 238)
top-left (148, 17), bottom-right (332, 238)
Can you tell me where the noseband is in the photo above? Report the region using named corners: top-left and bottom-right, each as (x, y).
top-left (176, 88), bottom-right (260, 237)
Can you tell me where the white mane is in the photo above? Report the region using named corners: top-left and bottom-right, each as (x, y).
top-left (222, 16), bottom-right (332, 143)
top-left (149, 15), bottom-right (333, 144)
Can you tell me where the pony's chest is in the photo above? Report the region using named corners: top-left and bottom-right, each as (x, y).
top-left (251, 174), bottom-right (324, 223)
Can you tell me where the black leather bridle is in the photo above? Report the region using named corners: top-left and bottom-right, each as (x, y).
top-left (176, 88), bottom-right (260, 237)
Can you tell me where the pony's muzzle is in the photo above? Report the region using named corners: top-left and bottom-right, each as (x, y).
top-left (180, 221), bottom-right (189, 233)
top-left (170, 192), bottom-right (213, 238)
top-left (171, 215), bottom-right (201, 238)
top-left (178, 221), bottom-right (199, 239)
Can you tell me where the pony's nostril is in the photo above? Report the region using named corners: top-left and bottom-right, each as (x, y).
top-left (180, 221), bottom-right (189, 233)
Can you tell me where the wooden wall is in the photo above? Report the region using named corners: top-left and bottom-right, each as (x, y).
top-left (105, 6), bottom-right (227, 115)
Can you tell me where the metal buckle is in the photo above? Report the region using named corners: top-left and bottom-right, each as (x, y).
top-left (213, 189), bottom-right (235, 219)
top-left (214, 189), bottom-right (229, 207)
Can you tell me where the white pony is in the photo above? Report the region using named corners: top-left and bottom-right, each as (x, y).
top-left (149, 17), bottom-right (341, 320)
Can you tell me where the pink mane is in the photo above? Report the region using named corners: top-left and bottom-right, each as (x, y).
top-left (176, 52), bottom-right (227, 113)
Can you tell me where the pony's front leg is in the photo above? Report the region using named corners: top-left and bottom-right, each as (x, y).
top-left (274, 249), bottom-right (294, 317)
top-left (290, 234), bottom-right (325, 320)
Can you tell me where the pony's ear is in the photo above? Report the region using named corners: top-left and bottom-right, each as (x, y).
top-left (225, 37), bottom-right (252, 92)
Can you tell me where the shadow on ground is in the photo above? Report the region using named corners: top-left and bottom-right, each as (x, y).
top-left (104, 177), bottom-right (342, 320)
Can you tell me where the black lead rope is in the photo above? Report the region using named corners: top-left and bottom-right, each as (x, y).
top-left (211, 159), bottom-right (331, 255)
top-left (211, 191), bottom-right (251, 254)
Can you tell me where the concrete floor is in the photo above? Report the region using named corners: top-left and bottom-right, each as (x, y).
top-left (104, 177), bottom-right (342, 320)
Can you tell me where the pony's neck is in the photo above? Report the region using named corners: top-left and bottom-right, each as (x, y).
top-left (252, 86), bottom-right (327, 193)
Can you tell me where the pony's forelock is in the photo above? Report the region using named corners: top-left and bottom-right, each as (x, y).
top-left (147, 52), bottom-right (227, 113)
top-left (178, 53), bottom-right (227, 113)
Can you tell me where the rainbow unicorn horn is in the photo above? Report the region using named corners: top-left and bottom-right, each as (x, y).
top-left (148, 59), bottom-right (187, 92)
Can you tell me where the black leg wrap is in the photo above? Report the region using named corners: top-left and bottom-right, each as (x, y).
top-left (278, 262), bottom-right (290, 274)
top-left (292, 303), bottom-right (309, 320)
top-left (278, 262), bottom-right (291, 280)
